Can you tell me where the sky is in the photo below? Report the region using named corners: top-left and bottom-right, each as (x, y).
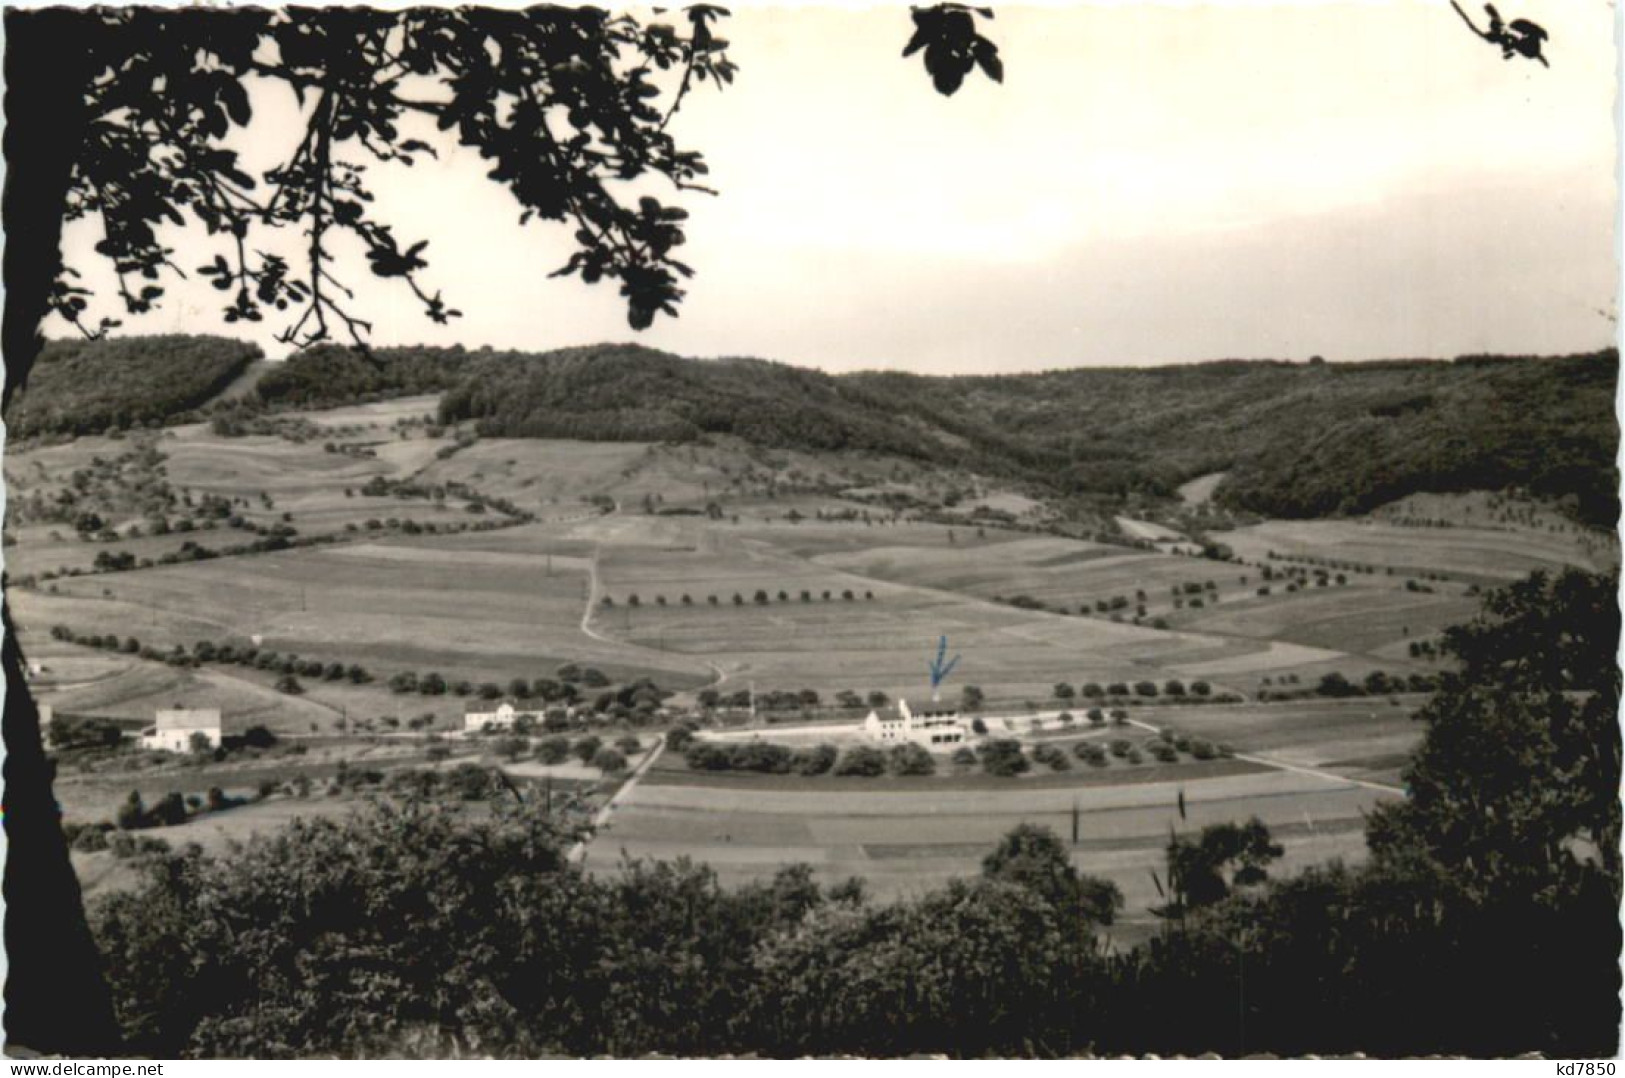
top-left (50, 0), bottom-right (1621, 374)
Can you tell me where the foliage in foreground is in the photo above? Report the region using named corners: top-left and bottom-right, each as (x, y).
top-left (89, 571), bottom-right (1620, 1057)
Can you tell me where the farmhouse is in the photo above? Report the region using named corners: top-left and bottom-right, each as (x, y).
top-left (864, 698), bottom-right (968, 748)
top-left (139, 708), bottom-right (227, 753)
top-left (464, 700), bottom-right (544, 732)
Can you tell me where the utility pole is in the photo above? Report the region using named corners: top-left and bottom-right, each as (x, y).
top-left (1071, 799), bottom-right (1080, 844)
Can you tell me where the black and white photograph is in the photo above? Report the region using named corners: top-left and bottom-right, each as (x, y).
top-left (1, 0), bottom-right (1620, 1062)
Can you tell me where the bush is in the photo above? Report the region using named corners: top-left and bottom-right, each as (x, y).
top-left (1190, 739), bottom-right (1218, 760)
top-left (108, 832), bottom-right (171, 860)
top-left (1108, 739), bottom-right (1132, 759)
top-left (833, 745), bottom-right (887, 777)
top-left (792, 744), bottom-right (838, 776)
top-left (536, 736), bottom-right (571, 764)
top-left (1031, 744), bottom-right (1070, 772)
top-left (1149, 742), bottom-right (1178, 763)
top-left (1074, 742), bottom-right (1108, 766)
top-left (70, 823), bottom-right (113, 852)
top-left (591, 748), bottom-right (628, 775)
top-left (951, 746), bottom-right (977, 768)
top-left (887, 743), bottom-right (936, 777)
top-left (728, 741), bottom-right (794, 774)
top-left (571, 736), bottom-right (603, 764)
top-left (684, 742), bottom-right (729, 771)
top-left (493, 736), bottom-right (530, 761)
top-left (977, 739), bottom-right (1029, 777)
top-left (615, 735), bottom-right (642, 755)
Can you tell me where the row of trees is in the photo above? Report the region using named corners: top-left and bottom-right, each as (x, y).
top-left (50, 626), bottom-right (379, 689)
top-left (607, 587), bottom-right (875, 608)
top-left (1055, 679), bottom-right (1212, 701)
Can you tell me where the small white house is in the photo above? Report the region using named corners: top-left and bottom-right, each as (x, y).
top-left (139, 708), bottom-right (225, 753)
top-left (463, 700), bottom-right (544, 732)
top-left (863, 698), bottom-right (968, 748)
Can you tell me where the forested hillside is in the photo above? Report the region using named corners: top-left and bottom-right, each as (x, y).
top-left (5, 336), bottom-right (260, 437)
top-left (13, 336), bottom-right (1617, 526)
top-left (439, 343), bottom-right (1620, 527)
top-left (849, 351), bottom-right (1619, 526)
top-left (252, 342), bottom-right (472, 406)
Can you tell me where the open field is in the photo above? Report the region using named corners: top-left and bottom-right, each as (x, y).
top-left (1213, 517), bottom-right (1614, 584)
top-left (587, 696), bottom-right (1418, 924)
top-left (8, 388), bottom-right (1608, 914)
top-left (593, 756), bottom-right (1389, 941)
top-left (1169, 583), bottom-right (1479, 659)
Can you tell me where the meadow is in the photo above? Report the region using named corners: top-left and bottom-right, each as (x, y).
top-left (10, 384), bottom-right (1612, 914)
top-left (598, 740), bottom-right (1390, 942)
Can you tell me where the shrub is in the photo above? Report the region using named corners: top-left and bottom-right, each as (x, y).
top-left (1149, 742), bottom-right (1178, 763)
top-left (108, 832), bottom-right (171, 860)
top-left (1031, 744), bottom-right (1070, 772)
top-left (684, 742), bottom-right (730, 771)
top-left (1108, 739), bottom-right (1132, 759)
top-left (977, 739), bottom-right (1029, 777)
top-left (591, 748), bottom-right (628, 775)
top-left (887, 743), bottom-right (935, 777)
top-left (536, 736), bottom-right (571, 765)
top-left (728, 741), bottom-right (794, 774)
top-left (789, 744), bottom-right (838, 776)
top-left (951, 746), bottom-right (977, 768)
top-left (571, 736), bottom-right (603, 764)
top-left (833, 745), bottom-right (887, 777)
top-left (71, 824), bottom-right (113, 853)
top-left (615, 735), bottom-right (642, 755)
top-left (1075, 742), bottom-right (1108, 767)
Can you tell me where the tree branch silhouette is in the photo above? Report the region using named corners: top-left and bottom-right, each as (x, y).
top-left (1450, 2), bottom-right (1550, 67)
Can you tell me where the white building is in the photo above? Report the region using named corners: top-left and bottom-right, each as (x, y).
top-left (139, 708), bottom-right (225, 753)
top-left (464, 700), bottom-right (544, 732)
top-left (863, 698), bottom-right (968, 748)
